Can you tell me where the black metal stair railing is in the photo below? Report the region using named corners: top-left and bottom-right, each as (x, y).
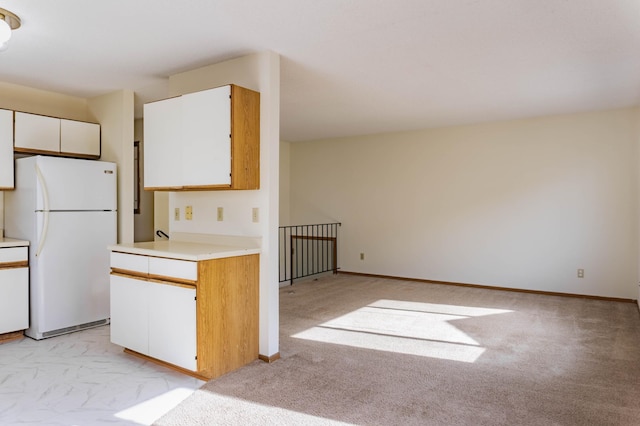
top-left (278, 223), bottom-right (341, 284)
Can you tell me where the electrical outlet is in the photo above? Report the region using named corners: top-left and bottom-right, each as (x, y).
top-left (577, 269), bottom-right (584, 278)
top-left (360, 253), bottom-right (365, 260)
top-left (174, 208), bottom-right (180, 221)
top-left (217, 207), bottom-right (224, 221)
top-left (252, 207), bottom-right (259, 223)
top-left (185, 206), bottom-right (193, 220)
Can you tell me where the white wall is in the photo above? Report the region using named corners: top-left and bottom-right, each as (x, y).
top-left (134, 118), bottom-right (155, 242)
top-left (0, 81), bottom-right (92, 121)
top-left (290, 108), bottom-right (639, 299)
top-left (88, 90), bottom-right (135, 244)
top-left (636, 108), bottom-right (640, 306)
top-left (280, 141), bottom-right (291, 225)
top-left (166, 52), bottom-right (281, 358)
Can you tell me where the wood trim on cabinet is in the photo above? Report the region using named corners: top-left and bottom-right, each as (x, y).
top-left (123, 348), bottom-right (209, 381)
top-left (111, 269), bottom-right (197, 286)
top-left (148, 278), bottom-right (196, 290)
top-left (59, 152), bottom-right (101, 160)
top-left (110, 269), bottom-right (148, 280)
top-left (14, 146), bottom-right (100, 160)
top-left (0, 261), bottom-right (29, 269)
top-left (196, 254), bottom-right (259, 379)
top-left (230, 85), bottom-right (260, 190)
top-left (147, 273), bottom-right (197, 286)
top-left (181, 184), bottom-right (233, 191)
top-left (0, 330), bottom-right (25, 344)
top-left (143, 185), bottom-right (185, 191)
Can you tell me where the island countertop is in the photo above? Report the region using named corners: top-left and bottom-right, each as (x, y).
top-left (0, 238), bottom-right (29, 249)
top-left (109, 240), bottom-right (260, 261)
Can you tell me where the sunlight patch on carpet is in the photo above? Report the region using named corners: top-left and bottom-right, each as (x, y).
top-left (292, 300), bottom-right (513, 363)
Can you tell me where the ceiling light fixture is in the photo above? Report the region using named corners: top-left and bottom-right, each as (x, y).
top-left (0, 7), bottom-right (21, 51)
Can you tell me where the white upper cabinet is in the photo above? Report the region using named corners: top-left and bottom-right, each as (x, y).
top-left (14, 112), bottom-right (60, 153)
top-left (60, 119), bottom-right (101, 157)
top-left (14, 111), bottom-right (101, 159)
top-left (0, 109), bottom-right (13, 189)
top-left (144, 84), bottom-right (260, 191)
top-left (143, 96), bottom-right (183, 189)
top-left (181, 86), bottom-right (232, 187)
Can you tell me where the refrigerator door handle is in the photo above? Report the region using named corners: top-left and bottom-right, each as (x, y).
top-left (35, 164), bottom-right (51, 257)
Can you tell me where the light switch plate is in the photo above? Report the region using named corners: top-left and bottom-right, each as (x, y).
top-left (217, 207), bottom-right (224, 221)
top-left (174, 208), bottom-right (180, 221)
top-left (252, 207), bottom-right (259, 223)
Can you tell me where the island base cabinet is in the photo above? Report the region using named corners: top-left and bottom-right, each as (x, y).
top-left (109, 251), bottom-right (259, 379)
top-left (110, 274), bottom-right (197, 372)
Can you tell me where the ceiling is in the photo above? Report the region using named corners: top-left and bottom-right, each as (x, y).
top-left (0, 0), bottom-right (639, 142)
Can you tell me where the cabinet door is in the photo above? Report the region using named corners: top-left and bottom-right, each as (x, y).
top-left (182, 86), bottom-right (231, 187)
top-left (0, 109), bottom-right (13, 189)
top-left (60, 119), bottom-right (100, 157)
top-left (110, 274), bottom-right (149, 355)
top-left (14, 112), bottom-right (60, 153)
top-left (143, 97), bottom-right (183, 189)
top-left (0, 267), bottom-right (29, 334)
top-left (148, 282), bottom-right (197, 371)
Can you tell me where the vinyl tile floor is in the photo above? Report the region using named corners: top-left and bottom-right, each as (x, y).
top-left (0, 325), bottom-right (204, 426)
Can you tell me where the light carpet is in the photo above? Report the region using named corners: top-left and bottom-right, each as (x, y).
top-left (155, 273), bottom-right (640, 425)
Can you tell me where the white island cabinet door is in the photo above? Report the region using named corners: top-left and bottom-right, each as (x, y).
top-left (14, 112), bottom-right (60, 153)
top-left (110, 274), bottom-right (149, 356)
top-left (143, 96), bottom-right (183, 189)
top-left (148, 282), bottom-right (197, 371)
top-left (0, 109), bottom-right (13, 189)
top-left (181, 85), bottom-right (231, 187)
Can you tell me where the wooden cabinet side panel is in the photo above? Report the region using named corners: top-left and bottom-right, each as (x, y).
top-left (197, 254), bottom-right (259, 378)
top-left (231, 85), bottom-right (260, 190)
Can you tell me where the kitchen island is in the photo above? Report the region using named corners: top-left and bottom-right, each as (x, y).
top-left (108, 239), bottom-right (260, 380)
top-left (0, 237), bottom-right (29, 343)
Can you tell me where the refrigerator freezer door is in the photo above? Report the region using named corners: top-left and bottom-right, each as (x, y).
top-left (28, 210), bottom-right (116, 339)
top-left (34, 156), bottom-right (117, 212)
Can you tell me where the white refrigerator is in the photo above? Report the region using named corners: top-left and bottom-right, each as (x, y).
top-left (4, 156), bottom-right (117, 340)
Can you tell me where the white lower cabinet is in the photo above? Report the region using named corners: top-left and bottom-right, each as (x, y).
top-left (0, 245), bottom-right (29, 335)
top-left (0, 268), bottom-right (29, 334)
top-left (110, 274), bottom-right (149, 355)
top-left (148, 282), bottom-right (197, 371)
top-left (110, 274), bottom-right (196, 371)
